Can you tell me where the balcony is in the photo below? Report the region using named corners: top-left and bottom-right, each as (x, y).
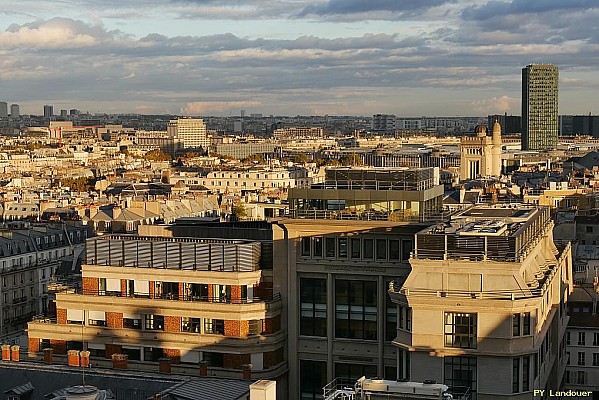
top-left (54, 290), bottom-right (282, 320)
top-left (27, 319), bottom-right (285, 352)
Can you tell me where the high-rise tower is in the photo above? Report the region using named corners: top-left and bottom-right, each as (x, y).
top-left (521, 64), bottom-right (559, 151)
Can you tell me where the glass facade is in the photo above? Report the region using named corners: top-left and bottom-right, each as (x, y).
top-left (300, 278), bottom-right (327, 337)
top-left (522, 64), bottom-right (559, 151)
top-left (335, 280), bottom-right (377, 340)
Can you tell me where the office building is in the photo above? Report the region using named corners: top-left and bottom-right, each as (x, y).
top-left (522, 64), bottom-right (559, 151)
top-left (167, 118), bottom-right (209, 150)
top-left (390, 205), bottom-right (573, 399)
top-left (488, 114), bottom-right (521, 136)
top-left (43, 105), bottom-right (54, 118)
top-left (0, 102), bottom-right (7, 118)
top-left (10, 104), bottom-right (19, 119)
top-left (279, 167), bottom-right (446, 400)
top-left (372, 114), bottom-right (397, 133)
top-left (27, 234), bottom-right (285, 388)
top-left (459, 122), bottom-right (502, 180)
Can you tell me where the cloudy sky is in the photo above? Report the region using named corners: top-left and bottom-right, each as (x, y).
top-left (0, 0), bottom-right (598, 116)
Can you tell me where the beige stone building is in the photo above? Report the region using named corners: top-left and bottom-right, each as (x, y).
top-left (460, 122), bottom-right (502, 181)
top-left (390, 205), bottom-right (573, 399)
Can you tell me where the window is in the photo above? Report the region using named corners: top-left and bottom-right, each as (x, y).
top-left (301, 237), bottom-right (310, 257)
top-left (363, 239), bottom-right (374, 259)
top-left (144, 314), bottom-right (164, 331)
top-left (444, 312), bottom-right (477, 349)
top-left (513, 312), bottom-right (531, 336)
top-left (389, 240), bottom-right (400, 260)
top-left (385, 288), bottom-right (397, 341)
top-left (376, 239), bottom-right (387, 260)
top-left (594, 333), bottom-right (599, 346)
top-left (512, 314), bottom-right (521, 337)
top-left (204, 319), bottom-right (224, 335)
top-left (579, 332), bottom-right (586, 346)
top-left (335, 280), bottom-right (377, 340)
top-left (586, 226), bottom-right (593, 233)
top-left (338, 238), bottom-right (348, 258)
top-left (577, 371), bottom-right (586, 385)
top-left (300, 278), bottom-right (327, 337)
top-left (444, 357), bottom-right (476, 399)
top-left (181, 317), bottom-right (201, 333)
top-left (523, 312), bottom-right (530, 335)
top-left (124, 317), bottom-right (141, 329)
top-left (522, 356), bottom-right (530, 392)
top-left (512, 358), bottom-right (519, 393)
top-left (313, 237), bottom-right (323, 257)
top-left (567, 331), bottom-right (571, 346)
top-left (350, 238), bottom-right (361, 259)
top-left (300, 360), bottom-right (327, 400)
top-left (566, 351), bottom-right (570, 365)
top-left (325, 238), bottom-right (335, 258)
top-left (401, 239), bottom-right (413, 261)
top-left (335, 363), bottom-right (377, 382)
top-left (593, 353), bottom-right (599, 366)
top-left (578, 352), bottom-right (585, 366)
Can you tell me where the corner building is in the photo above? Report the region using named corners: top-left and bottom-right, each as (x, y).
top-left (390, 205), bottom-right (573, 399)
top-left (27, 235), bottom-right (285, 386)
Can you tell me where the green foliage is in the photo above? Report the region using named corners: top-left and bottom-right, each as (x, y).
top-left (144, 149), bottom-right (171, 161)
top-left (61, 177), bottom-right (95, 192)
top-left (339, 154), bottom-right (363, 166)
top-left (232, 202), bottom-right (247, 219)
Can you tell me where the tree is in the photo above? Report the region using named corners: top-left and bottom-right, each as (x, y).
top-left (339, 154), bottom-right (363, 166)
top-left (144, 149), bottom-right (171, 161)
top-left (231, 202), bottom-right (248, 220)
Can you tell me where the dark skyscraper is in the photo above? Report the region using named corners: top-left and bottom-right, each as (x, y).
top-left (43, 104), bottom-right (54, 118)
top-left (521, 64), bottom-right (559, 151)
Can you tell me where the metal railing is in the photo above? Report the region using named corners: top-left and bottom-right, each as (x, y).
top-left (323, 378), bottom-right (356, 400)
top-left (390, 279), bottom-right (545, 300)
top-left (72, 288), bottom-right (282, 304)
top-left (287, 209), bottom-right (451, 222)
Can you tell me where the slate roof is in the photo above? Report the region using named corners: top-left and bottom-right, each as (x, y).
top-left (159, 378), bottom-right (250, 400)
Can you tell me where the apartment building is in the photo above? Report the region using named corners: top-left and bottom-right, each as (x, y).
top-left (27, 234), bottom-right (286, 392)
top-left (0, 223), bottom-right (88, 337)
top-left (564, 302), bottom-right (599, 391)
top-left (202, 168), bottom-right (294, 194)
top-left (390, 205), bottom-right (573, 399)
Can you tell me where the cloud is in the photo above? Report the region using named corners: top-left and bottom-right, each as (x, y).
top-left (0, 17), bottom-right (120, 49)
top-left (300, 0), bottom-right (454, 16)
top-left (463, 0), bottom-right (598, 21)
top-left (470, 96), bottom-right (518, 114)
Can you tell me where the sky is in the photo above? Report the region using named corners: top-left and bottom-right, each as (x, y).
top-left (0, 0), bottom-right (598, 116)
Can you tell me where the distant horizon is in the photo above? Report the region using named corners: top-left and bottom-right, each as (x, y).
top-left (1, 1), bottom-right (598, 116)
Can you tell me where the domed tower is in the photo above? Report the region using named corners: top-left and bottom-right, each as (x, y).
top-left (460, 124), bottom-right (493, 180)
top-left (491, 120), bottom-right (502, 177)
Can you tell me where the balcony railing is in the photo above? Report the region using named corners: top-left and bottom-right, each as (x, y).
top-left (75, 288), bottom-right (282, 304)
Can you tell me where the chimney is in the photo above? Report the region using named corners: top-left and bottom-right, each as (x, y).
top-left (242, 363), bottom-right (253, 380)
top-left (199, 360), bottom-right (208, 376)
top-left (250, 380), bottom-right (276, 400)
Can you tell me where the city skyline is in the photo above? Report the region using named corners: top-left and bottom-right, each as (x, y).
top-left (0, 1), bottom-right (598, 116)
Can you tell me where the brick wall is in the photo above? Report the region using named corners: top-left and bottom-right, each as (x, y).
top-left (149, 281), bottom-right (155, 298)
top-left (224, 320), bottom-right (249, 337)
top-left (50, 339), bottom-right (66, 355)
top-left (163, 348), bottom-right (181, 364)
top-left (254, 282), bottom-right (273, 300)
top-left (164, 316), bottom-right (181, 333)
top-left (231, 285), bottom-right (242, 304)
top-left (106, 312), bottom-right (124, 329)
top-left (263, 347), bottom-right (284, 369)
top-left (178, 283), bottom-right (184, 300)
top-left (82, 277), bottom-right (99, 295)
top-left (120, 279), bottom-right (127, 296)
top-left (105, 344), bottom-right (122, 358)
top-left (208, 285), bottom-right (214, 301)
top-left (223, 353), bottom-right (251, 369)
top-left (56, 308), bottom-right (67, 324)
top-left (264, 315), bottom-right (281, 334)
top-left (28, 338), bottom-right (40, 353)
